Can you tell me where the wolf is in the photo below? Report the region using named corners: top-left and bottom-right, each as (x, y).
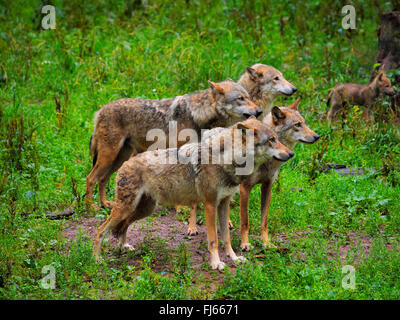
top-left (186, 99), bottom-right (319, 249)
top-left (92, 117), bottom-right (294, 270)
top-left (86, 79), bottom-right (262, 208)
top-left (326, 70), bottom-right (396, 123)
top-left (239, 98), bottom-right (319, 250)
top-left (238, 63), bottom-right (297, 115)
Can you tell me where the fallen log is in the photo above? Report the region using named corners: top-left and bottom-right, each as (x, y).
top-left (45, 209), bottom-right (74, 219)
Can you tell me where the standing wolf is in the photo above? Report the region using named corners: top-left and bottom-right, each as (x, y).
top-left (239, 98), bottom-right (319, 250)
top-left (185, 99), bottom-right (319, 247)
top-left (93, 117), bottom-right (294, 270)
top-left (326, 70), bottom-right (396, 123)
top-left (86, 79), bottom-right (262, 208)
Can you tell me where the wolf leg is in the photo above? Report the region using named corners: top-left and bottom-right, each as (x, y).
top-left (218, 197), bottom-right (245, 264)
top-left (260, 180), bottom-right (275, 248)
top-left (327, 101), bottom-right (342, 124)
top-left (239, 183), bottom-right (253, 251)
top-left (86, 138), bottom-right (126, 209)
top-left (204, 200), bottom-right (225, 271)
top-left (116, 193), bottom-right (156, 251)
top-left (94, 170), bottom-right (145, 257)
top-left (93, 204), bottom-right (130, 258)
top-left (362, 106), bottom-right (375, 123)
top-left (186, 204), bottom-right (199, 235)
top-left (98, 143), bottom-right (137, 209)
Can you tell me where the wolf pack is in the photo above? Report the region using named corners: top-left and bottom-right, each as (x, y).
top-left (86, 63), bottom-right (395, 270)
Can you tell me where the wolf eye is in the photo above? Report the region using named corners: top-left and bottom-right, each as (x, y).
top-left (269, 137), bottom-right (276, 143)
top-left (274, 76), bottom-right (279, 81)
top-left (295, 122), bottom-right (302, 128)
top-left (238, 96), bottom-right (245, 101)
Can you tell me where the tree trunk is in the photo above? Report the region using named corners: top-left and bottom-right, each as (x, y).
top-left (371, 11), bottom-right (400, 118)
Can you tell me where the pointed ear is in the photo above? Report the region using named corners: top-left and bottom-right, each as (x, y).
top-left (237, 122), bottom-right (249, 131)
top-left (377, 70), bottom-right (385, 80)
top-left (235, 124), bottom-right (245, 141)
top-left (288, 98), bottom-right (301, 110)
top-left (237, 122), bottom-right (255, 139)
top-left (246, 66), bottom-right (260, 81)
top-left (271, 106), bottom-right (286, 122)
top-left (208, 80), bottom-right (224, 94)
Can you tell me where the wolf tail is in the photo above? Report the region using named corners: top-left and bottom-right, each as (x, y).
top-left (89, 111), bottom-right (99, 167)
top-left (89, 134), bottom-right (97, 167)
top-left (111, 220), bottom-right (125, 238)
top-left (111, 215), bottom-right (135, 239)
top-left (327, 90), bottom-right (333, 107)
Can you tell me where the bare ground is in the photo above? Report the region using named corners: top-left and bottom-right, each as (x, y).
top-left (62, 209), bottom-right (397, 291)
top-left (62, 210), bottom-right (238, 294)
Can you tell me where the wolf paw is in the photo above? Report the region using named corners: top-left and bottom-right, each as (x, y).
top-left (122, 243), bottom-right (135, 251)
top-left (187, 226), bottom-right (199, 236)
top-left (101, 201), bottom-right (114, 209)
top-left (240, 242), bottom-right (252, 252)
top-left (211, 261), bottom-right (226, 271)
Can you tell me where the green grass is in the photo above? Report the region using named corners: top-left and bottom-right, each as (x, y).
top-left (1, 0), bottom-right (400, 299)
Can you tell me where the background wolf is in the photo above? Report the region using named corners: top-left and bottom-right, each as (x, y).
top-left (239, 98), bottom-right (320, 250)
top-left (326, 70), bottom-right (396, 123)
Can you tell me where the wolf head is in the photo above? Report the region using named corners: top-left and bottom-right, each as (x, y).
top-left (209, 79), bottom-right (263, 123)
top-left (238, 64), bottom-right (297, 115)
top-left (235, 117), bottom-right (294, 163)
top-left (265, 98), bottom-right (319, 150)
top-left (246, 64), bottom-right (297, 97)
top-left (374, 71), bottom-right (396, 97)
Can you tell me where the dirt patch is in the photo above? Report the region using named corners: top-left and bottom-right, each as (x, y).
top-left (62, 212), bottom-right (398, 283)
top-left (62, 210), bottom-right (238, 291)
top-left (273, 228), bottom-right (397, 265)
top-left (327, 230), bottom-right (397, 265)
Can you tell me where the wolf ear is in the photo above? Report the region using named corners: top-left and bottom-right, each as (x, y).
top-left (208, 80), bottom-right (224, 94)
top-left (246, 66), bottom-right (261, 81)
top-left (237, 122), bottom-right (249, 131)
top-left (237, 122), bottom-right (254, 138)
top-left (271, 106), bottom-right (286, 122)
top-left (288, 98), bottom-right (301, 110)
top-left (379, 71), bottom-right (386, 80)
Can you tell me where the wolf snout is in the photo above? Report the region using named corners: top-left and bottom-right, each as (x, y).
top-left (244, 110), bottom-right (262, 119)
top-left (281, 86), bottom-right (297, 96)
top-left (313, 134), bottom-right (320, 141)
top-left (386, 89), bottom-right (396, 96)
top-left (273, 151), bottom-right (294, 162)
